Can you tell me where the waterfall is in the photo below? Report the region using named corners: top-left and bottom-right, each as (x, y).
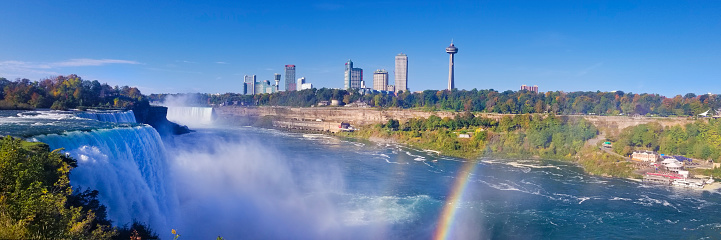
top-left (75, 110), bottom-right (137, 123)
top-left (166, 107), bottom-right (213, 127)
top-left (31, 126), bottom-right (175, 230)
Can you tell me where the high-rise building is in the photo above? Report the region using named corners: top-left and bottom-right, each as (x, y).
top-left (274, 74), bottom-right (280, 92)
top-left (446, 42), bottom-right (458, 90)
top-left (394, 53), bottom-right (408, 92)
top-left (244, 75), bottom-right (256, 95)
top-left (344, 60), bottom-right (363, 89)
top-left (285, 65), bottom-right (296, 91)
top-left (244, 74), bottom-right (281, 94)
top-left (520, 85), bottom-right (539, 93)
top-left (373, 69), bottom-right (389, 91)
top-left (255, 80), bottom-right (277, 94)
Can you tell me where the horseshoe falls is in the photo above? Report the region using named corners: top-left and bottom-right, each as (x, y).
top-left (165, 107), bottom-right (213, 127)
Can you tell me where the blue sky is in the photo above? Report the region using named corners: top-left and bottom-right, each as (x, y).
top-left (1, 1), bottom-right (719, 96)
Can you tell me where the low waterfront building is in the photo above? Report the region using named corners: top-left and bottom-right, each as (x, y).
top-left (300, 83), bottom-right (313, 90)
top-left (632, 150), bottom-right (659, 162)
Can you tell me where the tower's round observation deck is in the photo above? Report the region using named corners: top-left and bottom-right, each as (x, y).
top-left (446, 43), bottom-right (458, 54)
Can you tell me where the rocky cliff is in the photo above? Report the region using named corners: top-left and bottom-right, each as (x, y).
top-left (132, 105), bottom-right (191, 135)
top-left (215, 106), bottom-right (701, 132)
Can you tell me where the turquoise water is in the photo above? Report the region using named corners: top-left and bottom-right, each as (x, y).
top-left (4, 109), bottom-right (721, 239)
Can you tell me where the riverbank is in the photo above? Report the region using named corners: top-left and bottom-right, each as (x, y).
top-left (223, 106), bottom-right (715, 184)
top-left (333, 125), bottom-right (641, 179)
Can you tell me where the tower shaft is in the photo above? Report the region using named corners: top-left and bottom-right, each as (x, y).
top-left (448, 53), bottom-right (454, 90)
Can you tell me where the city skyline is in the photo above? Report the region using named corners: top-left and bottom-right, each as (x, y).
top-left (0, 1), bottom-right (719, 96)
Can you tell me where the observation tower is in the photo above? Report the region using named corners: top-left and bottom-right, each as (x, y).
top-left (446, 42), bottom-right (458, 90)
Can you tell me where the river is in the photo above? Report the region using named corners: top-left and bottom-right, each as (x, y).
top-left (4, 109), bottom-right (721, 239)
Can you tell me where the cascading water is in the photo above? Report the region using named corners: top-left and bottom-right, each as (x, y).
top-left (166, 107), bottom-right (213, 127)
top-left (75, 110), bottom-right (137, 123)
top-left (31, 126), bottom-right (175, 230)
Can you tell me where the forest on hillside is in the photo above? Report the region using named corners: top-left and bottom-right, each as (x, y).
top-left (0, 75), bottom-right (145, 110)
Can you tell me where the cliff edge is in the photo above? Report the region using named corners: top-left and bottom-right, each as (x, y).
top-left (132, 103), bottom-right (191, 135)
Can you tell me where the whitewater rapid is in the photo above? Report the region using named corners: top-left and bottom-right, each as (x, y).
top-left (74, 110), bottom-right (137, 123)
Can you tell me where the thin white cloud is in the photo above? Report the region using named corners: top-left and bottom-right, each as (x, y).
top-left (0, 58), bottom-right (141, 79)
top-left (52, 58), bottom-right (141, 67)
top-left (216, 61), bottom-right (228, 64)
top-left (145, 67), bottom-right (202, 74)
top-left (0, 61), bottom-right (56, 78)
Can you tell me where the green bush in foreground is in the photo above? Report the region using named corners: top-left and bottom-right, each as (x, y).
top-left (1, 136), bottom-right (161, 239)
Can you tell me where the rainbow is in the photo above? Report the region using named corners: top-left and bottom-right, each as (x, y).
top-left (433, 160), bottom-right (479, 240)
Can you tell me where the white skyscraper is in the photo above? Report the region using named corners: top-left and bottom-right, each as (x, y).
top-left (394, 53), bottom-right (408, 92)
top-left (244, 75), bottom-right (256, 95)
top-left (373, 69), bottom-right (389, 91)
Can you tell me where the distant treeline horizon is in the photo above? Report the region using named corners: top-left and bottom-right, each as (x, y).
top-left (2, 74), bottom-right (718, 116)
top-left (151, 88), bottom-right (720, 117)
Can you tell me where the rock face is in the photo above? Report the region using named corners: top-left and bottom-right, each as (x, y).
top-left (215, 106), bottom-right (703, 132)
top-left (133, 105), bottom-right (191, 135)
top-left (215, 106), bottom-right (490, 126)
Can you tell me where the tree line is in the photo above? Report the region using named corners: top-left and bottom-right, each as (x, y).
top-left (157, 88), bottom-right (720, 117)
top-left (0, 75), bottom-right (145, 110)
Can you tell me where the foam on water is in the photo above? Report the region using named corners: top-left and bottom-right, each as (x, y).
top-left (342, 195), bottom-right (434, 226)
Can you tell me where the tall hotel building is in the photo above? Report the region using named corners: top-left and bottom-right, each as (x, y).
top-left (344, 60), bottom-right (363, 89)
top-left (394, 53), bottom-right (408, 92)
top-left (285, 65), bottom-right (296, 91)
top-left (244, 75), bottom-right (256, 95)
top-left (373, 69), bottom-right (389, 91)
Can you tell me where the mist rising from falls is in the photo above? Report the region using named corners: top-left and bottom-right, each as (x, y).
top-left (166, 107), bottom-right (213, 127)
top-left (75, 110), bottom-right (137, 123)
top-left (26, 122), bottom-right (429, 238)
top-left (164, 129), bottom-right (426, 239)
top-left (31, 126), bottom-right (175, 230)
